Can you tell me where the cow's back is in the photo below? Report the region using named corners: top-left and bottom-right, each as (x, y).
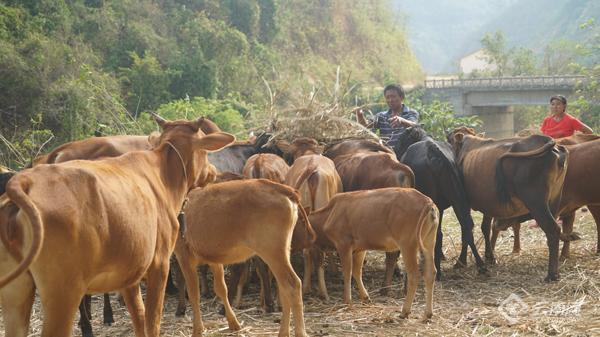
top-left (285, 155), bottom-right (341, 210)
top-left (182, 180), bottom-right (299, 260)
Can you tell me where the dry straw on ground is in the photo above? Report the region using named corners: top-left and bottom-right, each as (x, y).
top-left (1, 210), bottom-right (598, 337)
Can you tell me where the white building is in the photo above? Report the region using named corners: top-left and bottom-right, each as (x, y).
top-left (459, 49), bottom-right (497, 74)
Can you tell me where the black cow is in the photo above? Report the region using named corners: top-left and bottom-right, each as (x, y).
top-left (394, 126), bottom-right (486, 279)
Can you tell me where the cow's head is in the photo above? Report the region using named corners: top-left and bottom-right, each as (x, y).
top-left (149, 113), bottom-right (235, 191)
top-left (446, 126), bottom-right (477, 155)
top-left (394, 126), bottom-right (429, 158)
top-left (276, 137), bottom-right (324, 161)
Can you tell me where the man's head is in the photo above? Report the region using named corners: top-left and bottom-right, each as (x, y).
top-left (384, 84), bottom-right (405, 112)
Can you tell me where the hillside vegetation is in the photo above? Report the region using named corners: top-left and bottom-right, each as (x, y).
top-left (0, 0), bottom-right (423, 167)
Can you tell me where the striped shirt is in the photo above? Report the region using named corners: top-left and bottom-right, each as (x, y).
top-left (372, 105), bottom-right (419, 148)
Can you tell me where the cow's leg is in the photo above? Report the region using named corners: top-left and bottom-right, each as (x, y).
top-left (143, 261), bottom-right (170, 337)
top-left (526, 202), bottom-right (561, 281)
top-left (337, 245), bottom-right (354, 305)
top-left (314, 248), bottom-right (329, 301)
top-left (352, 250), bottom-right (370, 303)
top-left (176, 258), bottom-right (205, 336)
top-left (165, 259), bottom-right (179, 295)
top-left (512, 223), bottom-right (522, 254)
top-left (381, 251), bottom-right (399, 295)
top-left (210, 264), bottom-right (242, 331)
top-left (490, 225), bottom-right (499, 253)
top-left (422, 238), bottom-right (436, 321)
top-left (0, 270), bottom-right (35, 337)
top-left (38, 284), bottom-right (85, 337)
top-left (198, 265), bottom-right (211, 298)
top-left (398, 245), bottom-right (420, 319)
top-left (173, 260), bottom-right (187, 317)
top-left (435, 209), bottom-right (445, 279)
top-left (559, 211), bottom-right (576, 260)
top-left (120, 285), bottom-right (146, 337)
top-left (589, 205), bottom-right (600, 254)
top-left (259, 251), bottom-right (307, 337)
top-left (481, 215), bottom-right (497, 265)
top-left (301, 248), bottom-right (312, 295)
top-left (78, 295), bottom-right (93, 337)
top-left (103, 293), bottom-right (114, 325)
top-left (232, 262), bottom-right (249, 308)
top-left (256, 258), bottom-right (275, 313)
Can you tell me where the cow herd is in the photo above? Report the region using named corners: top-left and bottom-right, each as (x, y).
top-left (0, 115), bottom-right (599, 337)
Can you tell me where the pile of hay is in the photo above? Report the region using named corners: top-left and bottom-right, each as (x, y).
top-left (265, 106), bottom-right (381, 145)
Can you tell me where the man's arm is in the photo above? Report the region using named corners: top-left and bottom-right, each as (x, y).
top-left (356, 109), bottom-right (375, 128)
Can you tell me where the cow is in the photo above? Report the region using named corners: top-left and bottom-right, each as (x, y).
top-left (278, 137), bottom-right (343, 299)
top-left (174, 179), bottom-right (314, 337)
top-left (0, 115), bottom-right (234, 337)
top-left (307, 188), bottom-right (438, 320)
top-left (447, 126), bottom-right (571, 281)
top-left (228, 153), bottom-right (291, 313)
top-left (324, 139), bottom-right (415, 292)
top-left (31, 117), bottom-right (221, 167)
top-left (393, 126), bottom-right (487, 279)
top-left (491, 136), bottom-right (600, 258)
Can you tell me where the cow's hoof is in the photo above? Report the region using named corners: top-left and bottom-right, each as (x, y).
top-left (545, 273), bottom-right (560, 282)
top-left (453, 260), bottom-right (467, 269)
top-left (175, 306), bottom-right (186, 317)
top-left (435, 272), bottom-right (443, 281)
top-left (421, 313), bottom-right (433, 323)
top-left (379, 287), bottom-right (391, 296)
top-left (477, 266), bottom-right (489, 276)
top-left (511, 250), bottom-right (521, 255)
top-left (360, 296), bottom-right (372, 304)
top-left (559, 254), bottom-right (570, 262)
top-left (485, 256), bottom-right (497, 265)
top-left (398, 311), bottom-right (410, 319)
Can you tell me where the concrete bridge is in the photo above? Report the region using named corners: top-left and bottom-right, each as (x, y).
top-left (423, 75), bottom-right (586, 138)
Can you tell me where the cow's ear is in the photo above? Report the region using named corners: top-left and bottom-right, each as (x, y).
top-left (275, 140), bottom-right (292, 154)
top-left (148, 131), bottom-right (161, 148)
top-left (453, 132), bottom-right (464, 144)
top-left (195, 132), bottom-right (235, 151)
top-left (477, 132), bottom-right (486, 137)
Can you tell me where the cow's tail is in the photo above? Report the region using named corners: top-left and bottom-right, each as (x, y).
top-left (496, 139), bottom-right (556, 203)
top-left (297, 203), bottom-right (317, 245)
top-left (0, 178), bottom-right (44, 288)
top-left (416, 200), bottom-right (438, 254)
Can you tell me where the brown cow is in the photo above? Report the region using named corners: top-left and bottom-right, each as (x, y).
top-left (492, 136), bottom-right (600, 258)
top-left (31, 116), bottom-right (221, 166)
top-left (174, 179), bottom-right (314, 337)
top-left (324, 139), bottom-right (415, 292)
top-left (448, 127), bottom-right (571, 281)
top-left (307, 188), bottom-right (438, 319)
top-left (0, 115), bottom-right (234, 337)
top-left (229, 153), bottom-right (291, 312)
top-left (278, 138), bottom-right (343, 299)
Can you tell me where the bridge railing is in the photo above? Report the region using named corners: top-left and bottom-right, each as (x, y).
top-left (425, 75), bottom-right (586, 90)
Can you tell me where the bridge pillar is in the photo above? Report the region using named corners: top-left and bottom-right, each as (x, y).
top-left (472, 106), bottom-right (514, 139)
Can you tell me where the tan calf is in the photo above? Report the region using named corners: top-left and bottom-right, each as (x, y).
top-left (308, 188), bottom-right (438, 319)
top-left (278, 138), bottom-right (342, 298)
top-left (174, 179), bottom-right (314, 337)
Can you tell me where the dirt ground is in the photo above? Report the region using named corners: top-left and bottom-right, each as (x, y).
top-left (1, 210), bottom-right (599, 337)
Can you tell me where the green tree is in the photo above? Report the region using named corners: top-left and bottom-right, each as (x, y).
top-left (481, 30), bottom-right (509, 76)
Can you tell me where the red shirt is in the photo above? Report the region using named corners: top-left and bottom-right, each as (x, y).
top-left (540, 113), bottom-right (584, 139)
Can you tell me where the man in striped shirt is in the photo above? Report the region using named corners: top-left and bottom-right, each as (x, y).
top-left (356, 84), bottom-right (419, 148)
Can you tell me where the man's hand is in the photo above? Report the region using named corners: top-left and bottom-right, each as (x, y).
top-left (355, 109), bottom-right (369, 127)
top-left (388, 115), bottom-right (415, 128)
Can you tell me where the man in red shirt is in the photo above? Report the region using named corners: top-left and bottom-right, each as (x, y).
top-left (540, 95), bottom-right (593, 138)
